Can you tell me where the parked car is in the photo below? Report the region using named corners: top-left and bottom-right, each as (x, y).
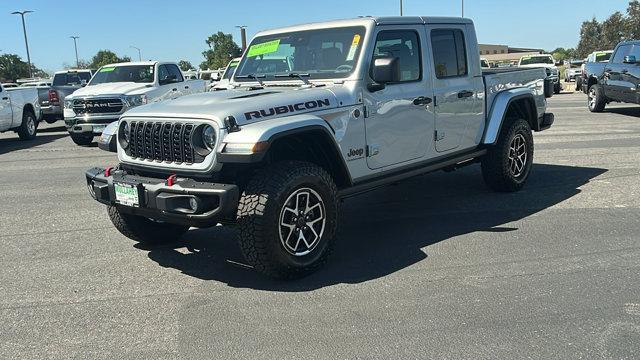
top-left (1, 83), bottom-right (19, 89)
top-left (0, 84), bottom-right (42, 140)
top-left (20, 81), bottom-right (52, 87)
top-left (97, 120), bottom-right (118, 152)
top-left (39, 69), bottom-right (96, 124)
top-left (577, 50), bottom-right (613, 92)
top-left (518, 54), bottom-right (561, 94)
top-left (584, 41), bottom-right (640, 112)
top-left (85, 16), bottom-right (554, 279)
top-left (480, 57), bottom-right (490, 69)
top-left (211, 57), bottom-right (240, 90)
top-left (564, 60), bottom-right (584, 82)
top-left (64, 61), bottom-right (207, 146)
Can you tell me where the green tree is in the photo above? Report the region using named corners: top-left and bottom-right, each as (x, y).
top-left (200, 32), bottom-right (241, 70)
top-left (576, 17), bottom-right (603, 57)
top-left (178, 60), bottom-right (194, 71)
top-left (0, 54), bottom-right (30, 82)
top-left (602, 11), bottom-right (627, 50)
top-left (550, 47), bottom-right (576, 62)
top-left (89, 50), bottom-right (131, 69)
top-left (626, 0), bottom-right (640, 40)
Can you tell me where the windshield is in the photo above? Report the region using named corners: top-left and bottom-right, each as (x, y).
top-left (235, 26), bottom-right (366, 82)
top-left (223, 61), bottom-right (239, 80)
top-left (520, 56), bottom-right (554, 65)
top-left (53, 72), bottom-right (92, 86)
top-left (596, 52), bottom-right (612, 62)
top-left (90, 65), bottom-right (154, 85)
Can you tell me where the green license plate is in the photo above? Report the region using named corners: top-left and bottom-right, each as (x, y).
top-left (114, 182), bottom-right (140, 207)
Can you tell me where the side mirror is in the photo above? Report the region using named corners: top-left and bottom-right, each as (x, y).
top-left (624, 55), bottom-right (637, 64)
top-left (368, 57), bottom-right (400, 92)
top-left (80, 80), bottom-right (87, 87)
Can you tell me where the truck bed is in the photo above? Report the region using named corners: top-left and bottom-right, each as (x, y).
top-left (482, 67), bottom-right (547, 118)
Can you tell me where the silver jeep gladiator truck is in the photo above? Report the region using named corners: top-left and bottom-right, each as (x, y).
top-left (86, 17), bottom-right (554, 279)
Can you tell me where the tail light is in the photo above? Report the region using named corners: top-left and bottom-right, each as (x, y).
top-left (48, 89), bottom-right (60, 104)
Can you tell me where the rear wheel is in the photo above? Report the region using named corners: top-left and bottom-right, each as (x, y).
top-left (482, 118), bottom-right (534, 192)
top-left (588, 85), bottom-right (606, 112)
top-left (70, 133), bottom-right (93, 146)
top-left (237, 161), bottom-right (338, 279)
top-left (554, 82), bottom-right (561, 94)
top-left (17, 109), bottom-right (37, 140)
top-left (107, 206), bottom-right (189, 245)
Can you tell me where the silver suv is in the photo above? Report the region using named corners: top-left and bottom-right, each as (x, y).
top-left (86, 16), bottom-right (554, 279)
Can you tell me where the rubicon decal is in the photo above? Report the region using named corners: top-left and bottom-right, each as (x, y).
top-left (244, 99), bottom-right (331, 120)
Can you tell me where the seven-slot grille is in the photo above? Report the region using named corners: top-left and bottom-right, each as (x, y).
top-left (126, 121), bottom-right (202, 164)
top-left (73, 98), bottom-right (123, 114)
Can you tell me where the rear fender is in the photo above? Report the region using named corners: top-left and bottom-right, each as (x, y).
top-left (482, 88), bottom-right (538, 145)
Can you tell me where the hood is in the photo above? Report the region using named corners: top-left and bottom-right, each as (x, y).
top-left (124, 85), bottom-right (345, 126)
top-left (68, 82), bottom-right (152, 98)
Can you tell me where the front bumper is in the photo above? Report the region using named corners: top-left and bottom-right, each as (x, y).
top-left (65, 116), bottom-right (118, 135)
top-left (85, 167), bottom-right (240, 227)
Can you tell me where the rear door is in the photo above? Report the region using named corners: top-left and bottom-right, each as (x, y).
top-left (363, 26), bottom-right (435, 170)
top-left (427, 25), bottom-right (484, 153)
top-left (621, 44), bottom-right (640, 103)
top-left (0, 85), bottom-right (12, 131)
top-left (166, 64), bottom-right (190, 95)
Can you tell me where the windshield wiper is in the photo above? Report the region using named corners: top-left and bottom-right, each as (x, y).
top-left (236, 74), bottom-right (266, 86)
top-left (274, 72), bottom-right (312, 86)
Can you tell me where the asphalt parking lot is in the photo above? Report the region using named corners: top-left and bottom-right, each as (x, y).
top-left (1, 90), bottom-right (639, 359)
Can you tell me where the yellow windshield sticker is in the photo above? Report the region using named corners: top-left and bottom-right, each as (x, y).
top-left (247, 39), bottom-right (281, 57)
top-left (100, 67), bottom-right (116, 72)
top-left (346, 34), bottom-right (361, 61)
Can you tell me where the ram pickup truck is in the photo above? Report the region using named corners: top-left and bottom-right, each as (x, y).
top-left (583, 41), bottom-right (640, 112)
top-left (64, 61), bottom-right (207, 146)
top-left (36, 69), bottom-right (96, 124)
top-left (518, 54), bottom-right (561, 94)
top-left (0, 84), bottom-right (42, 140)
top-left (85, 17), bottom-right (554, 279)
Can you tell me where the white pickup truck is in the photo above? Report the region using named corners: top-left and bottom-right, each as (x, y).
top-left (0, 84), bottom-right (42, 140)
top-left (64, 61), bottom-right (207, 145)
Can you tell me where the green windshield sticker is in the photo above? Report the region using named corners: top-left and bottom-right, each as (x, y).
top-left (595, 52), bottom-right (607, 56)
top-left (229, 60), bottom-right (240, 67)
top-left (247, 39), bottom-right (281, 57)
top-left (100, 67), bottom-right (116, 73)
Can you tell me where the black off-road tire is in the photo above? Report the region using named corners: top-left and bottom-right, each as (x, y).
top-left (17, 109), bottom-right (37, 140)
top-left (554, 82), bottom-right (561, 94)
top-left (237, 161), bottom-right (339, 279)
top-left (107, 206), bottom-right (189, 245)
top-left (70, 133), bottom-right (94, 146)
top-left (481, 118), bottom-right (534, 192)
top-left (588, 84), bottom-right (606, 112)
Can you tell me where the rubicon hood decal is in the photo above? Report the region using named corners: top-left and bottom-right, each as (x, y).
top-left (244, 99), bottom-right (332, 120)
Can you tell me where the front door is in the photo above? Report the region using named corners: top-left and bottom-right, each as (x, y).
top-left (605, 44), bottom-right (632, 100)
top-left (0, 86), bottom-right (12, 130)
top-left (363, 26), bottom-right (435, 170)
top-left (427, 26), bottom-right (484, 153)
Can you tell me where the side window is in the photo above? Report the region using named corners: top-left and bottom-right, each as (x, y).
top-left (431, 29), bottom-right (468, 78)
top-left (628, 45), bottom-right (640, 61)
top-left (612, 45), bottom-right (631, 64)
top-left (167, 64), bottom-right (184, 82)
top-left (371, 30), bottom-right (421, 82)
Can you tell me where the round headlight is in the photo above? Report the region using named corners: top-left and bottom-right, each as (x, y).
top-left (202, 125), bottom-right (216, 150)
top-left (119, 121), bottom-right (130, 149)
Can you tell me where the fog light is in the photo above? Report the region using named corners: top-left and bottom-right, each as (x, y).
top-left (189, 197), bottom-right (199, 212)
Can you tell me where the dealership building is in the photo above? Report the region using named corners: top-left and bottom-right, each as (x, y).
top-left (479, 44), bottom-right (545, 64)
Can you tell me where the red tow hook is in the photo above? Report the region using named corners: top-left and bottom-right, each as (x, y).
top-left (166, 174), bottom-right (177, 187)
top-left (104, 166), bottom-right (113, 177)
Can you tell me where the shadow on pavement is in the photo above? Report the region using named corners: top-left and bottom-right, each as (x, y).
top-left (0, 131), bottom-right (68, 156)
top-left (143, 163), bottom-right (606, 291)
top-left (606, 106), bottom-right (640, 117)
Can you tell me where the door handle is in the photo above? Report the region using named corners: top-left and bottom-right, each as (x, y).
top-left (457, 90), bottom-right (474, 98)
top-left (1, 97), bottom-right (8, 100)
top-left (413, 96), bottom-right (432, 106)
top-left (621, 69), bottom-right (629, 74)
top-left (172, 88), bottom-right (178, 91)
top-left (184, 86), bottom-right (189, 89)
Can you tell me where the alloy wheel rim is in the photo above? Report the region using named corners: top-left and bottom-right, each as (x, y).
top-left (27, 116), bottom-right (35, 135)
top-left (508, 134), bottom-right (527, 178)
top-left (278, 187), bottom-right (326, 256)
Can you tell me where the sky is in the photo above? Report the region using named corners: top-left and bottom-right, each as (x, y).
top-left (0, 0), bottom-right (633, 74)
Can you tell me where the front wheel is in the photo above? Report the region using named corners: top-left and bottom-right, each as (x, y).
top-left (237, 161), bottom-right (338, 279)
top-left (588, 85), bottom-right (606, 112)
top-left (481, 118), bottom-right (534, 192)
top-left (70, 133), bottom-right (94, 146)
top-left (107, 206), bottom-right (189, 245)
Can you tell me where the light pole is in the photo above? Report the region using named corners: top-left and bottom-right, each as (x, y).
top-left (11, 10), bottom-right (34, 78)
top-left (70, 36), bottom-right (80, 68)
top-left (236, 25), bottom-right (247, 52)
top-left (130, 46), bottom-right (141, 61)
top-left (462, 0), bottom-right (465, 17)
top-left (400, 0), bottom-right (403, 16)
